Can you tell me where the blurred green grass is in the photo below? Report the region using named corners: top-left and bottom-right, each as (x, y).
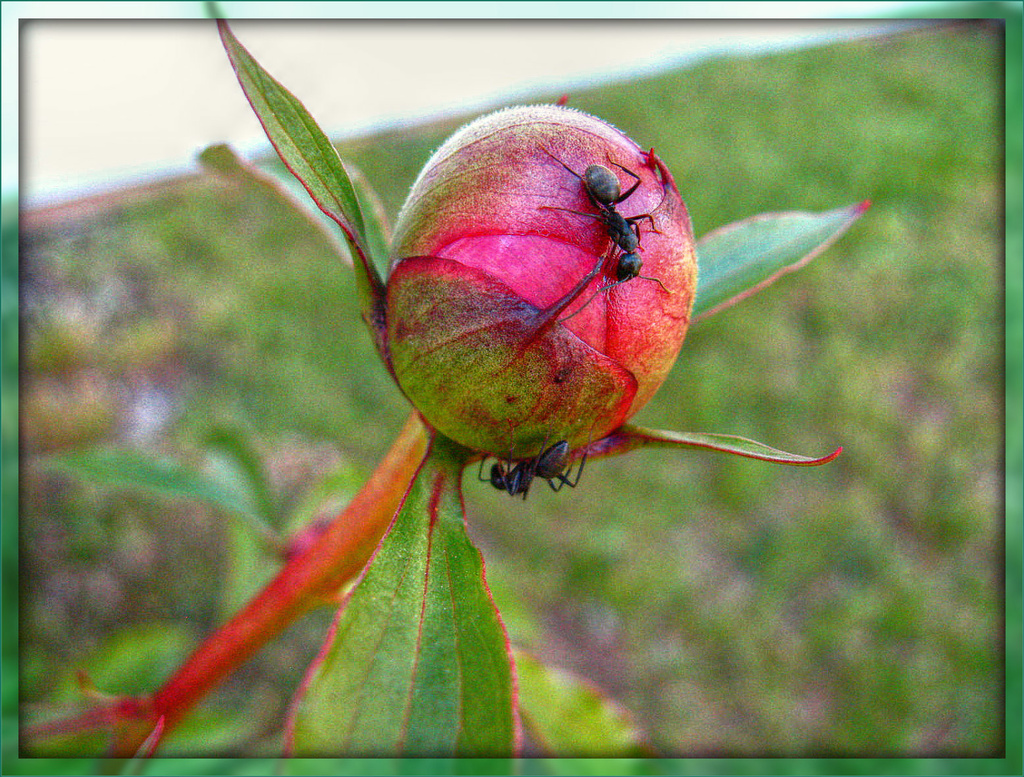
top-left (14, 18), bottom-right (1009, 767)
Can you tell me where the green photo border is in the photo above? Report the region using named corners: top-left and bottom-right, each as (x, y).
top-left (2, 2), bottom-right (1019, 775)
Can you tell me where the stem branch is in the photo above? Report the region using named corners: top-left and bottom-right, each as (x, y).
top-left (29, 413), bottom-right (429, 756)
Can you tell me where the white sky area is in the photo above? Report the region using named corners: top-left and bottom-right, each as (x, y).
top-left (6, 2), bottom-right (923, 207)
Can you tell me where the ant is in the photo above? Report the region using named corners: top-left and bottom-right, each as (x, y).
top-left (477, 439), bottom-right (587, 500)
top-left (541, 153), bottom-right (668, 317)
top-left (544, 157), bottom-right (654, 260)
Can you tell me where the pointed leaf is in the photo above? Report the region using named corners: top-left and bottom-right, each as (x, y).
top-left (203, 425), bottom-right (279, 527)
top-left (514, 650), bottom-right (651, 757)
top-left (217, 21), bottom-right (387, 344)
top-left (253, 154), bottom-right (393, 279)
top-left (198, 142), bottom-right (352, 267)
top-left (288, 435), bottom-right (517, 757)
top-left (588, 425), bottom-right (842, 466)
top-left (46, 449), bottom-right (252, 514)
top-left (347, 162), bottom-right (392, 261)
top-left (693, 201), bottom-right (869, 321)
top-left (44, 449), bottom-right (283, 551)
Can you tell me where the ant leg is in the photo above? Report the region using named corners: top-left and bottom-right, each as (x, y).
top-left (563, 448), bottom-right (587, 488)
top-left (539, 205), bottom-right (602, 221)
top-left (505, 440), bottom-right (516, 486)
top-left (537, 250), bottom-right (608, 325)
top-left (547, 468), bottom-right (573, 491)
top-left (540, 147), bottom-right (583, 181)
top-left (597, 278), bottom-right (630, 294)
top-left (536, 433), bottom-right (553, 462)
top-left (559, 243), bottom-right (643, 323)
top-left (476, 456), bottom-right (490, 483)
top-left (627, 213), bottom-right (660, 235)
top-left (558, 256), bottom-right (618, 323)
top-left (605, 272), bottom-right (670, 294)
top-left (565, 431), bottom-right (593, 489)
top-left (562, 269), bottom-right (669, 317)
top-left (507, 462), bottom-right (532, 500)
top-left (547, 445), bottom-right (588, 491)
top-left (558, 286), bottom-right (604, 322)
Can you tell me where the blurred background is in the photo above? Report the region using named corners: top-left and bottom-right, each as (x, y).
top-left (15, 9), bottom-right (917, 207)
top-left (7, 3), bottom-right (1018, 773)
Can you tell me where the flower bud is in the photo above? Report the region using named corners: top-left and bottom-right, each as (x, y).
top-left (384, 105), bottom-right (697, 456)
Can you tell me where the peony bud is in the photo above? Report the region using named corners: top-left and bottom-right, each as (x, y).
top-left (384, 105), bottom-right (697, 457)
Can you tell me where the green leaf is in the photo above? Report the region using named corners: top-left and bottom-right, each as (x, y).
top-left (45, 449), bottom-right (283, 552)
top-left (340, 159), bottom-right (391, 279)
top-left (589, 425), bottom-right (842, 466)
top-left (46, 449), bottom-right (252, 515)
top-left (50, 623), bottom-right (195, 701)
top-left (159, 708), bottom-right (276, 758)
top-left (288, 435), bottom-right (516, 757)
top-left (256, 155), bottom-right (393, 279)
top-left (203, 425), bottom-right (279, 527)
top-left (198, 142), bottom-right (353, 267)
top-left (218, 519), bottom-right (280, 623)
top-left (693, 201), bottom-right (869, 320)
top-left (217, 21), bottom-right (387, 347)
top-left (514, 650), bottom-right (651, 757)
top-left (216, 459), bottom-right (366, 621)
top-left (284, 459), bottom-right (366, 534)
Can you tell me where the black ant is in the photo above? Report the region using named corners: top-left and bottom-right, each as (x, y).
top-left (545, 158), bottom-right (653, 258)
top-left (541, 154), bottom-right (669, 317)
top-left (477, 439), bottom-right (586, 500)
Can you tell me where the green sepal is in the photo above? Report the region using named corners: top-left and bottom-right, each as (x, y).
top-left (386, 255), bottom-right (636, 456)
top-left (694, 201), bottom-right (869, 320)
top-left (515, 650), bottom-right (652, 757)
top-left (217, 20), bottom-right (389, 354)
top-left (43, 448), bottom-right (284, 550)
top-left (588, 425), bottom-right (842, 466)
top-left (287, 433), bottom-right (518, 756)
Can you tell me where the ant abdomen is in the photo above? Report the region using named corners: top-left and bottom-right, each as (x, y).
top-left (583, 164), bottom-right (623, 206)
top-left (532, 440), bottom-right (570, 480)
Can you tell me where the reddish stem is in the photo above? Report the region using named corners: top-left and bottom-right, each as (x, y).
top-left (28, 412), bottom-right (429, 756)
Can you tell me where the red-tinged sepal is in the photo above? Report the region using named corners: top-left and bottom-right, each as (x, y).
top-left (286, 432), bottom-right (519, 757)
top-left (693, 201), bottom-right (869, 321)
top-left (587, 424), bottom-right (842, 466)
top-left (386, 255), bottom-right (637, 456)
top-left (217, 21), bottom-right (390, 357)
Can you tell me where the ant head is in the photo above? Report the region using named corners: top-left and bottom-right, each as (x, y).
top-left (583, 164), bottom-right (621, 206)
top-left (616, 253), bottom-right (642, 281)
